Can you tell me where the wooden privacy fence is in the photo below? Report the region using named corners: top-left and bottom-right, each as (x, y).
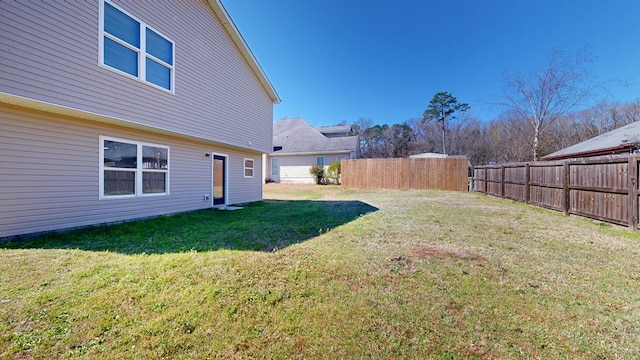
top-left (341, 157), bottom-right (470, 191)
top-left (473, 156), bottom-right (640, 230)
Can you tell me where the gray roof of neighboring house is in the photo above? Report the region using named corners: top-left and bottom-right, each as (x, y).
top-left (272, 118), bottom-right (359, 154)
top-left (543, 121), bottom-right (640, 160)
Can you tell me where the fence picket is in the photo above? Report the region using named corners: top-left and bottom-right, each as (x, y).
top-left (473, 156), bottom-right (640, 229)
top-left (341, 157), bottom-right (470, 191)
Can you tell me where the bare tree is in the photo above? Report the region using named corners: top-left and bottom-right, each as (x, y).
top-left (497, 48), bottom-right (600, 160)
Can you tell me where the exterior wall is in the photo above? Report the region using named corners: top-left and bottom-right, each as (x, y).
top-left (267, 153), bottom-right (350, 184)
top-left (0, 105), bottom-right (263, 238)
top-left (0, 0), bottom-right (273, 153)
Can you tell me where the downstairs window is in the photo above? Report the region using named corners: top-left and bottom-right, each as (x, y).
top-left (100, 136), bottom-right (169, 198)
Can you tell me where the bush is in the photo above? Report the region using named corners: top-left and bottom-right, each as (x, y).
top-left (309, 164), bottom-right (326, 185)
top-left (326, 161), bottom-right (341, 184)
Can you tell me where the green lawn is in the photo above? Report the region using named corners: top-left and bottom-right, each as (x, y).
top-left (1, 183), bottom-right (639, 359)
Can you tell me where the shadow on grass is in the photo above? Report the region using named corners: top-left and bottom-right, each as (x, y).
top-left (1, 200), bottom-right (378, 255)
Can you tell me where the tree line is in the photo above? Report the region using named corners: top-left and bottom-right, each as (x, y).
top-left (350, 48), bottom-right (639, 166)
top-left (352, 98), bottom-right (640, 166)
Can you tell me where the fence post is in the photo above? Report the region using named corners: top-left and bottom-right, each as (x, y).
top-left (524, 163), bottom-right (530, 204)
top-left (563, 162), bottom-right (570, 216)
top-left (501, 165), bottom-right (506, 198)
top-left (483, 167), bottom-right (488, 195)
top-left (628, 157), bottom-right (638, 230)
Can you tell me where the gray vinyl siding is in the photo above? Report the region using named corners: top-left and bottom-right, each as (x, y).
top-left (0, 0), bottom-right (274, 153)
top-left (0, 106), bottom-right (262, 238)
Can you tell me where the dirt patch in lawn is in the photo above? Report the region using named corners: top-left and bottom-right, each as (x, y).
top-left (410, 246), bottom-right (485, 261)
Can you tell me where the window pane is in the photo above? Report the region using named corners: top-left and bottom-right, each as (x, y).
top-left (244, 169), bottom-right (253, 177)
top-left (104, 170), bottom-right (135, 195)
top-left (245, 159), bottom-right (254, 168)
top-left (146, 58), bottom-right (171, 90)
top-left (146, 28), bottom-right (173, 65)
top-left (104, 140), bottom-right (137, 168)
top-left (104, 37), bottom-right (138, 76)
top-left (104, 2), bottom-right (140, 47)
top-left (143, 172), bottom-right (166, 194)
top-left (142, 146), bottom-right (168, 169)
top-left (316, 157), bottom-right (324, 166)
top-left (271, 158), bottom-right (279, 176)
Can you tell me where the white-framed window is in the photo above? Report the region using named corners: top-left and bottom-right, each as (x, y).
top-left (271, 157), bottom-right (279, 176)
top-left (100, 136), bottom-right (169, 198)
top-left (244, 158), bottom-right (254, 178)
top-left (99, 0), bottom-right (175, 92)
top-left (316, 156), bottom-right (325, 167)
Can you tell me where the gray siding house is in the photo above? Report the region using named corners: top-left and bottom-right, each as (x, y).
top-left (266, 118), bottom-right (360, 183)
top-left (0, 0), bottom-right (280, 238)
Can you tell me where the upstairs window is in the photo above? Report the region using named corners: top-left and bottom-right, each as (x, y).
top-left (100, 1), bottom-right (175, 92)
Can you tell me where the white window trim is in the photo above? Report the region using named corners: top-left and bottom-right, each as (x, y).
top-left (99, 0), bottom-right (176, 93)
top-left (99, 135), bottom-right (170, 199)
top-left (244, 158), bottom-right (255, 178)
top-left (270, 157), bottom-right (279, 176)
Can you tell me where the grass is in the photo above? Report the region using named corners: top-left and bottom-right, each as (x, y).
top-left (1, 183), bottom-right (639, 359)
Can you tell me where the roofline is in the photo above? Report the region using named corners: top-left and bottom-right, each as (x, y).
top-left (208, 0), bottom-right (281, 104)
top-left (0, 92), bottom-right (265, 155)
top-left (269, 150), bottom-right (355, 156)
top-left (541, 144), bottom-right (636, 161)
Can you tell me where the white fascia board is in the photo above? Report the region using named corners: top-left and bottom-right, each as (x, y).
top-left (208, 0), bottom-right (281, 104)
top-left (268, 150), bottom-right (353, 156)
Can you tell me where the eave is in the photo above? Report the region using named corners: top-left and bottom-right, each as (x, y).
top-left (208, 0), bottom-right (281, 104)
top-left (541, 144), bottom-right (637, 161)
top-left (269, 150), bottom-right (355, 156)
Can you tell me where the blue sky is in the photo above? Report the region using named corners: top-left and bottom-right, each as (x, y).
top-left (222, 0), bottom-right (640, 127)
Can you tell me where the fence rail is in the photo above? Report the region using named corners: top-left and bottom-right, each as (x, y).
top-left (342, 157), bottom-right (470, 191)
top-left (473, 156), bottom-right (640, 230)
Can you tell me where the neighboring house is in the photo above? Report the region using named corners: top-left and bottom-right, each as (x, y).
top-left (409, 152), bottom-right (448, 159)
top-left (543, 122), bottom-right (640, 161)
top-left (0, 0), bottom-right (280, 238)
top-left (266, 118), bottom-right (360, 183)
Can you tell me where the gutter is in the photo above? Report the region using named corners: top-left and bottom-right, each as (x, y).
top-left (542, 144), bottom-right (637, 161)
top-left (269, 150), bottom-right (355, 156)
